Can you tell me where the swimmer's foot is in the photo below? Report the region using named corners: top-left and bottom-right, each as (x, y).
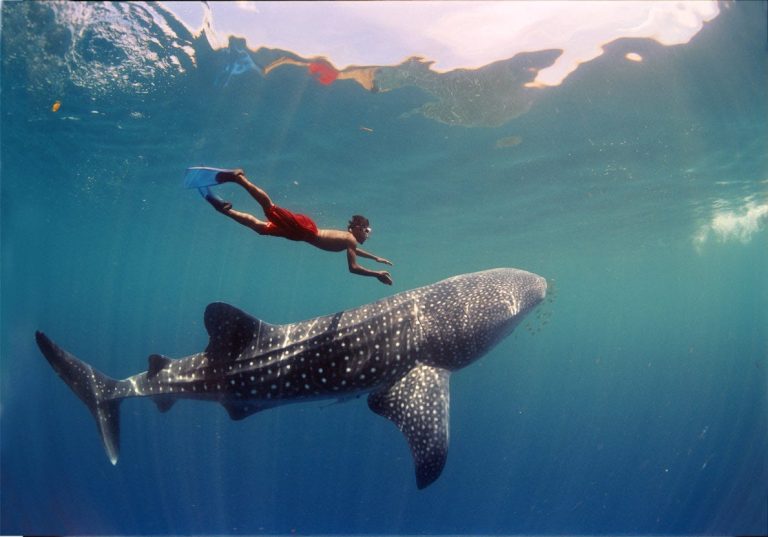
top-left (205, 194), bottom-right (232, 213)
top-left (215, 169), bottom-right (244, 183)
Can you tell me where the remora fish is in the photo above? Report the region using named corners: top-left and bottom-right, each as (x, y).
top-left (36, 268), bottom-right (547, 488)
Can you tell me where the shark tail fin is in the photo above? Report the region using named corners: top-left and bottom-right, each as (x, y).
top-left (35, 331), bottom-right (123, 465)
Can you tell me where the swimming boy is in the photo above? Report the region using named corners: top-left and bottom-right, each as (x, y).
top-left (206, 169), bottom-right (393, 285)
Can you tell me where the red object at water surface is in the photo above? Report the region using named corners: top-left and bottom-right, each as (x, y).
top-left (308, 62), bottom-right (339, 85)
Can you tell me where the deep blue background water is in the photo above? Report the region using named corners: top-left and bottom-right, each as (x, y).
top-left (1, 2), bottom-right (766, 535)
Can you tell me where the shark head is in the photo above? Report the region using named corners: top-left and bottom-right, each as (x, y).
top-left (371, 268), bottom-right (548, 487)
top-left (420, 268), bottom-right (547, 370)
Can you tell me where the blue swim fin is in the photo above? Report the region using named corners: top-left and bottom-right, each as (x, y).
top-left (184, 167), bottom-right (237, 199)
top-left (197, 185), bottom-right (212, 199)
top-left (183, 167), bottom-right (234, 189)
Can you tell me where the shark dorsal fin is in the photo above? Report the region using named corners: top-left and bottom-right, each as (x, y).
top-left (147, 354), bottom-right (172, 379)
top-left (204, 302), bottom-right (271, 362)
top-left (368, 364), bottom-right (451, 489)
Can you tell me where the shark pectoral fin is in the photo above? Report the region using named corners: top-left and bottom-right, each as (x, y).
top-left (147, 354), bottom-right (172, 379)
top-left (222, 401), bottom-right (263, 421)
top-left (368, 364), bottom-right (451, 489)
top-left (204, 302), bottom-right (276, 362)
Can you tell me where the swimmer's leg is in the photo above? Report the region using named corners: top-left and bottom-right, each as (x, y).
top-left (216, 169), bottom-right (273, 214)
top-left (206, 195), bottom-right (269, 234)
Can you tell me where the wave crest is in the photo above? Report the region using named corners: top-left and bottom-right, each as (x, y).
top-left (3, 1), bottom-right (195, 96)
top-left (694, 198), bottom-right (768, 250)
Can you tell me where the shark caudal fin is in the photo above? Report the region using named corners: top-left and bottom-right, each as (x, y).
top-left (35, 331), bottom-right (123, 465)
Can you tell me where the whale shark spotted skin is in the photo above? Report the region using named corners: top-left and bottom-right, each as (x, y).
top-left (36, 268), bottom-right (547, 489)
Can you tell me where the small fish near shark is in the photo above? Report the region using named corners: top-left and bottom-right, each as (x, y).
top-left (36, 268), bottom-right (547, 489)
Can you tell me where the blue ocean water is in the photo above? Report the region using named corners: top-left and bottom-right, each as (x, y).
top-left (1, 2), bottom-right (766, 535)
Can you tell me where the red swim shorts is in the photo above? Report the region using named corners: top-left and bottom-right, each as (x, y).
top-left (261, 205), bottom-right (318, 242)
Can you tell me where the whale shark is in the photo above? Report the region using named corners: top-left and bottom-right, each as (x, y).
top-left (35, 268), bottom-right (547, 488)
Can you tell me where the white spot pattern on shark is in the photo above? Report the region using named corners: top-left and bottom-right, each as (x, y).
top-left (35, 268), bottom-right (546, 488)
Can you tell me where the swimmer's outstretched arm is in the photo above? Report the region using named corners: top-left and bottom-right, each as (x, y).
top-left (355, 248), bottom-right (393, 266)
top-left (347, 248), bottom-right (393, 285)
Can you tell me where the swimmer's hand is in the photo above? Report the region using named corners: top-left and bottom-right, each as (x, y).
top-left (377, 271), bottom-right (393, 285)
top-left (375, 256), bottom-right (393, 266)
